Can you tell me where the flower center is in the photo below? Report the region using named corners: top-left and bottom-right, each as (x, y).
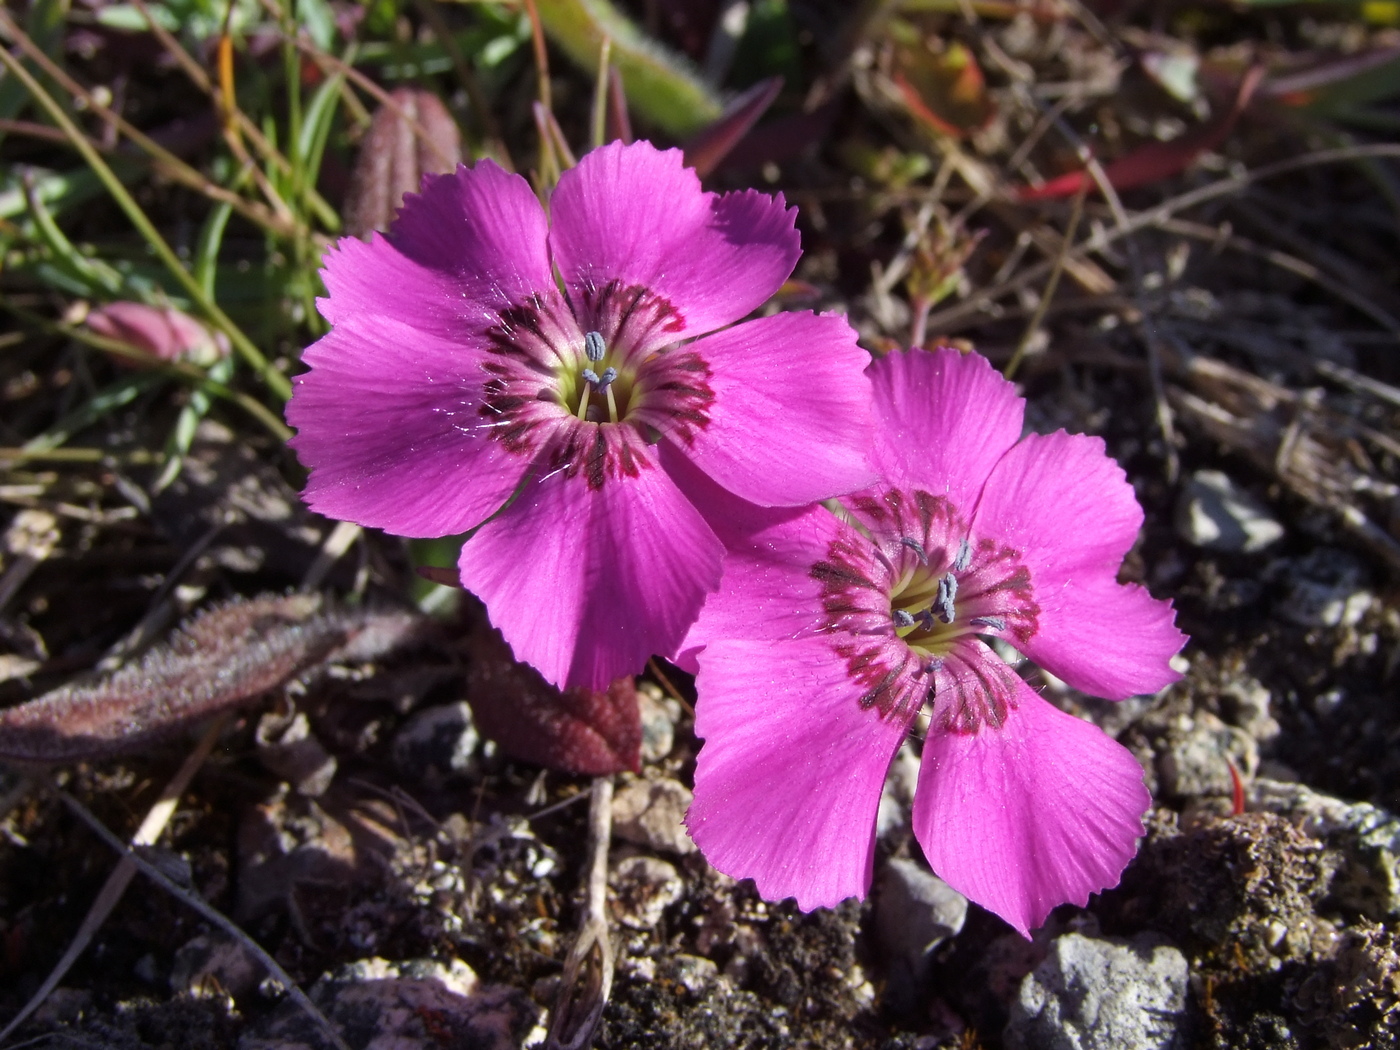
top-left (811, 488), bottom-right (1041, 723)
top-left (887, 534), bottom-right (1025, 659)
top-left (478, 281), bottom-right (716, 488)
top-left (563, 329), bottom-right (629, 422)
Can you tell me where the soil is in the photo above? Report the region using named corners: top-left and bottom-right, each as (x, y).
top-left (3, 2), bottom-right (1400, 1048)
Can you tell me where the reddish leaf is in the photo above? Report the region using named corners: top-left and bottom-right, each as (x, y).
top-left (683, 76), bottom-right (783, 179)
top-left (891, 38), bottom-right (994, 141)
top-left (1016, 66), bottom-right (1263, 201)
top-left (466, 625), bottom-right (640, 776)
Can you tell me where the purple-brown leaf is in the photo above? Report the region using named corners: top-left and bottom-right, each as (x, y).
top-left (343, 87), bottom-right (462, 239)
top-left (466, 626), bottom-right (641, 776)
top-left (683, 75), bottom-right (783, 178)
top-left (0, 594), bottom-right (421, 763)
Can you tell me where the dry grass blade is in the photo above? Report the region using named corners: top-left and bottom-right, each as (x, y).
top-left (0, 594), bottom-right (419, 763)
top-left (924, 144), bottom-right (1400, 335)
top-left (0, 713), bottom-right (230, 1045)
top-left (1165, 347), bottom-right (1400, 572)
top-left (52, 786), bottom-right (354, 1050)
top-left (0, 9), bottom-right (302, 241)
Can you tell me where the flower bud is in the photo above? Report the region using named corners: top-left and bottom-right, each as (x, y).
top-left (86, 301), bottom-right (229, 368)
top-left (343, 88), bottom-right (462, 238)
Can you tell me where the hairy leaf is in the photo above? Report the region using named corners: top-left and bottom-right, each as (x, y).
top-left (0, 594), bottom-right (421, 763)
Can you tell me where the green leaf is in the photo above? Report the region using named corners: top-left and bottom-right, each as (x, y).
top-left (23, 373), bottom-right (163, 455)
top-left (194, 200), bottom-right (235, 299)
top-left (535, 0), bottom-right (722, 136)
top-left (297, 0), bottom-right (337, 50)
top-left (23, 179), bottom-right (125, 295)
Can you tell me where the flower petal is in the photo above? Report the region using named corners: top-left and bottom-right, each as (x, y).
top-left (320, 160), bottom-right (553, 330)
top-left (457, 455), bottom-right (724, 691)
top-left (865, 347), bottom-right (1024, 508)
top-left (287, 314), bottom-right (527, 537)
top-left (971, 430), bottom-right (1144, 587)
top-left (674, 312), bottom-right (877, 506)
top-left (661, 444), bottom-right (852, 654)
top-left (690, 638), bottom-right (911, 909)
top-left (1024, 575), bottom-right (1185, 700)
top-left (914, 676), bottom-right (1151, 937)
top-left (549, 141), bottom-right (800, 338)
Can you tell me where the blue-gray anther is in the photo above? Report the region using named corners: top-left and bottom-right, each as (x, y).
top-left (584, 330), bottom-right (606, 362)
top-left (893, 609), bottom-right (915, 628)
top-left (954, 537), bottom-right (972, 573)
top-left (935, 572), bottom-right (958, 623)
top-left (900, 537), bottom-right (928, 563)
top-left (915, 607), bottom-right (936, 632)
top-left (971, 615), bottom-right (1006, 631)
top-left (924, 658), bottom-right (944, 674)
top-left (582, 368), bottom-right (600, 385)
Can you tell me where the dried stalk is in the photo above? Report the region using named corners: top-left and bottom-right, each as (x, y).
top-left (544, 776), bottom-right (616, 1050)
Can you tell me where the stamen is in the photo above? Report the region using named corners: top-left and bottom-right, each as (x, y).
top-left (584, 330), bottom-right (606, 362)
top-left (935, 572), bottom-right (958, 623)
top-left (954, 537), bottom-right (972, 573)
top-left (900, 537), bottom-right (928, 564)
top-left (971, 616), bottom-right (1006, 631)
top-left (892, 609), bottom-right (915, 628)
top-left (924, 658), bottom-right (944, 674)
top-left (582, 368), bottom-right (600, 384)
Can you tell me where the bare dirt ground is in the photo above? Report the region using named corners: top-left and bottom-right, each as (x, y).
top-left (2, 2), bottom-right (1400, 1047)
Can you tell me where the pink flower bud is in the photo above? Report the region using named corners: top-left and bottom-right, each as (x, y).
top-left (86, 301), bottom-right (229, 368)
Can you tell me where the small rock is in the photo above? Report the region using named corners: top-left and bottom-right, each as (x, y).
top-left (1273, 548), bottom-right (1373, 628)
top-left (875, 857), bottom-right (968, 966)
top-left (1156, 711), bottom-right (1256, 800)
top-left (637, 682), bottom-right (679, 763)
top-left (876, 743), bottom-right (921, 840)
top-left (663, 954), bottom-right (720, 996)
top-left (392, 701), bottom-right (480, 784)
top-left (611, 777), bottom-right (695, 855)
top-left (876, 857), bottom-right (967, 1010)
top-left (1176, 470), bottom-right (1283, 553)
top-left (1004, 932), bottom-right (1189, 1050)
top-left (238, 957), bottom-right (535, 1050)
top-left (610, 854), bottom-right (684, 929)
top-left (1218, 674), bottom-right (1281, 742)
top-left (236, 789), bottom-right (400, 920)
top-left (1313, 687), bottom-right (1346, 718)
top-left (171, 933), bottom-right (262, 1000)
top-left (29, 987), bottom-right (91, 1026)
top-left (255, 708), bottom-right (337, 796)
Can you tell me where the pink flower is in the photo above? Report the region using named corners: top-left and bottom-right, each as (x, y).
top-left (683, 347), bottom-right (1186, 936)
top-left (286, 141), bottom-right (875, 690)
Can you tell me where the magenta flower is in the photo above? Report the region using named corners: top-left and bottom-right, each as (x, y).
top-left (286, 141), bottom-right (875, 690)
top-left (683, 347), bottom-right (1186, 936)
